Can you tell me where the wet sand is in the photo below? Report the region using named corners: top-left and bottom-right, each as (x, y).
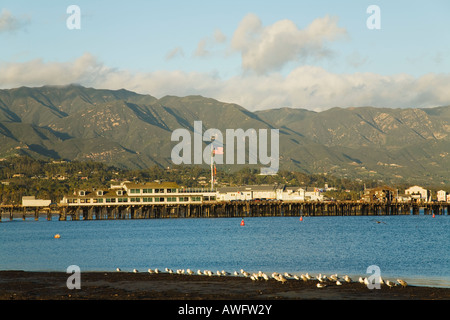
top-left (1, 270), bottom-right (449, 300)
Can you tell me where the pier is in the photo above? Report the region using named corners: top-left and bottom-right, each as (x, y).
top-left (1, 201), bottom-right (448, 221)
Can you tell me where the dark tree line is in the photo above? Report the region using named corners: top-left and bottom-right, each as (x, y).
top-left (0, 156), bottom-right (419, 204)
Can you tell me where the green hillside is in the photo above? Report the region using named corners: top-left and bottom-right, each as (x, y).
top-left (0, 85), bottom-right (448, 185)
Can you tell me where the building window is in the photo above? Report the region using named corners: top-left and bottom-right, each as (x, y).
top-left (106, 198), bottom-right (116, 203)
top-left (190, 196), bottom-right (201, 202)
top-left (167, 197), bottom-right (177, 202)
top-left (155, 188), bottom-right (164, 193)
top-left (178, 197), bottom-right (189, 202)
top-left (143, 197), bottom-right (153, 202)
top-left (154, 197), bottom-right (165, 202)
top-left (143, 188), bottom-right (152, 194)
top-left (130, 189), bottom-right (140, 194)
top-left (118, 198), bottom-right (128, 203)
top-left (130, 198), bottom-right (141, 202)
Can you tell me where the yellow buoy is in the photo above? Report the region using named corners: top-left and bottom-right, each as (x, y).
top-left (54, 234), bottom-right (61, 239)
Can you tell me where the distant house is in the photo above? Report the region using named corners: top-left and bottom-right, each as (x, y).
top-left (405, 186), bottom-right (430, 203)
top-left (437, 190), bottom-right (447, 202)
top-left (362, 186), bottom-right (396, 203)
top-left (304, 187), bottom-right (324, 201)
top-left (278, 186), bottom-right (306, 201)
top-left (216, 185), bottom-right (281, 201)
top-left (22, 196), bottom-right (51, 207)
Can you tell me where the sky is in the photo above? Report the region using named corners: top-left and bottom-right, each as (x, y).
top-left (1, 0), bottom-right (449, 111)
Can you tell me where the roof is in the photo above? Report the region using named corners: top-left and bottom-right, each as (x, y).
top-left (122, 181), bottom-right (180, 189)
top-left (217, 184), bottom-right (282, 193)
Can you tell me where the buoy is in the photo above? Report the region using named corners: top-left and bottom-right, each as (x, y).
top-left (240, 218), bottom-right (245, 226)
top-left (300, 216), bottom-right (303, 221)
top-left (54, 234), bottom-right (60, 239)
top-left (432, 213), bottom-right (435, 218)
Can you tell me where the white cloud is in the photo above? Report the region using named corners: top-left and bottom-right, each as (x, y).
top-left (231, 13), bottom-right (347, 74)
top-left (194, 29), bottom-right (228, 58)
top-left (165, 47), bottom-right (184, 60)
top-left (1, 53), bottom-right (449, 112)
top-left (0, 9), bottom-right (30, 33)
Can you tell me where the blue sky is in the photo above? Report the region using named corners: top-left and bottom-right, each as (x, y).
top-left (1, 0), bottom-right (449, 111)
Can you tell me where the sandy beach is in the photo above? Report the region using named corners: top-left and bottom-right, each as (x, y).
top-left (1, 270), bottom-right (449, 300)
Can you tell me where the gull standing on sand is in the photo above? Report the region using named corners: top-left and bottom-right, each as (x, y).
top-left (386, 280), bottom-right (395, 288)
top-left (397, 279), bottom-right (408, 287)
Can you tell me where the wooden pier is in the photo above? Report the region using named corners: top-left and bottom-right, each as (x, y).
top-left (1, 201), bottom-right (448, 221)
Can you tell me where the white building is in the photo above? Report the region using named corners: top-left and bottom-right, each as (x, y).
top-left (437, 190), bottom-right (447, 202)
top-left (277, 187), bottom-right (306, 201)
top-left (405, 185), bottom-right (430, 202)
top-left (304, 187), bottom-right (324, 201)
top-left (216, 184), bottom-right (314, 201)
top-left (22, 196), bottom-right (51, 207)
top-left (216, 185), bottom-right (280, 201)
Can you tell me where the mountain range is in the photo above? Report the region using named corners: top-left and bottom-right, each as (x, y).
top-left (0, 84), bottom-right (449, 186)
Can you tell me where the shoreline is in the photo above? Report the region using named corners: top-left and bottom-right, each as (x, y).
top-left (1, 270), bottom-right (449, 300)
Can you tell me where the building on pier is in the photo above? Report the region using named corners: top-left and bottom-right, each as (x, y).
top-left (61, 181), bottom-right (216, 206)
top-left (405, 185), bottom-right (431, 203)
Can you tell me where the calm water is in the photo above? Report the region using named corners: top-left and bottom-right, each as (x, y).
top-left (0, 215), bottom-right (449, 288)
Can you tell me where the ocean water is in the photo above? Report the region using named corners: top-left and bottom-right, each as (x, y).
top-left (0, 215), bottom-right (449, 288)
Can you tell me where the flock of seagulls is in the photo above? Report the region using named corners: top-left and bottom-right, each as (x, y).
top-left (115, 267), bottom-right (408, 289)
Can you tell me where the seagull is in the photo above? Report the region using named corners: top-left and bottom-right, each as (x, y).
top-left (148, 268), bottom-right (154, 274)
top-left (154, 268), bottom-right (160, 274)
top-left (116, 268), bottom-right (121, 272)
top-left (343, 275), bottom-right (352, 283)
top-left (278, 275), bottom-right (287, 284)
top-left (301, 274), bottom-right (308, 281)
top-left (329, 274), bottom-right (339, 282)
top-left (133, 269), bottom-right (138, 273)
top-left (397, 279), bottom-right (408, 287)
top-left (358, 276), bottom-right (365, 284)
top-left (336, 280), bottom-right (342, 286)
top-left (197, 270), bottom-right (203, 275)
top-left (364, 277), bottom-right (370, 287)
top-left (317, 283), bottom-right (327, 288)
top-left (187, 269), bottom-right (194, 275)
top-left (233, 271), bottom-right (239, 276)
top-left (293, 275), bottom-right (300, 280)
top-left (386, 280), bottom-right (395, 288)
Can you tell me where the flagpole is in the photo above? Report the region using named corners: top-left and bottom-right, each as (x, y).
top-left (211, 147), bottom-right (214, 191)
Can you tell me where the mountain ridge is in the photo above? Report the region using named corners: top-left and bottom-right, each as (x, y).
top-left (0, 84), bottom-right (448, 185)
